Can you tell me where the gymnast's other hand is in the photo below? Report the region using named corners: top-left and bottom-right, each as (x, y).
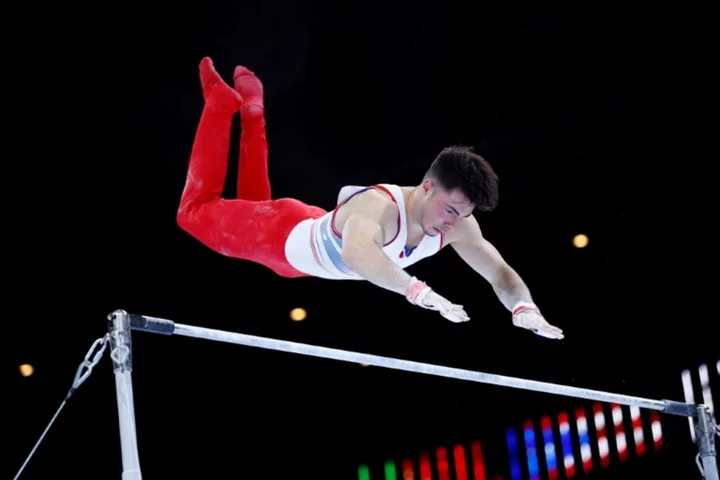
top-left (511, 302), bottom-right (564, 339)
top-left (406, 277), bottom-right (470, 323)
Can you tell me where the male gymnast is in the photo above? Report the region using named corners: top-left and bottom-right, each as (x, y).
top-left (176, 57), bottom-right (564, 340)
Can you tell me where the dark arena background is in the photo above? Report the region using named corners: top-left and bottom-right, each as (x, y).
top-left (6, 2), bottom-right (717, 480)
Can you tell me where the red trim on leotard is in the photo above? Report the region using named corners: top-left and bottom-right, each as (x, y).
top-left (330, 185), bottom-right (401, 247)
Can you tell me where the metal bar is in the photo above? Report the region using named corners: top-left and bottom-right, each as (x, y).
top-left (120, 311), bottom-right (695, 417)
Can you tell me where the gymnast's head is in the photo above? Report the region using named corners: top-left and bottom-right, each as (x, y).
top-left (416, 146), bottom-right (499, 236)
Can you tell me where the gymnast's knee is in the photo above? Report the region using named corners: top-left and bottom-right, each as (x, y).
top-left (176, 204), bottom-right (210, 246)
top-left (176, 204), bottom-right (193, 233)
top-left (176, 213), bottom-right (188, 232)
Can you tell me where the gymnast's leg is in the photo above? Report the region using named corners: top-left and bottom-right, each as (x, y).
top-left (176, 58), bottom-right (323, 278)
top-left (176, 58), bottom-right (242, 222)
top-left (233, 65), bottom-right (271, 201)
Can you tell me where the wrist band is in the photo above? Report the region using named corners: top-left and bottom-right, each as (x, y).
top-left (512, 301), bottom-right (539, 316)
top-left (405, 278), bottom-right (428, 305)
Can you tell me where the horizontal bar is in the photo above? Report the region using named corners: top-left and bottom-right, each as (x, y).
top-left (118, 311), bottom-right (696, 417)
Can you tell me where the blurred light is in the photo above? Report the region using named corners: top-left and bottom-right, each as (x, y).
top-left (698, 364), bottom-right (715, 420)
top-left (454, 443), bottom-right (469, 480)
top-left (360, 398), bottom-right (669, 476)
top-left (470, 441), bottom-right (486, 480)
top-left (681, 369), bottom-right (696, 441)
top-left (360, 363), bottom-right (370, 367)
top-left (289, 307), bottom-right (307, 321)
top-left (541, 415), bottom-right (558, 479)
top-left (611, 404), bottom-right (627, 463)
top-left (575, 407), bottom-right (593, 473)
top-left (593, 402), bottom-right (610, 468)
top-left (524, 420), bottom-right (540, 480)
top-left (384, 460), bottom-right (398, 480)
top-left (573, 234), bottom-right (589, 248)
top-left (436, 446), bottom-right (450, 480)
top-left (402, 459), bottom-right (414, 479)
top-left (506, 427), bottom-right (522, 480)
top-left (419, 451), bottom-right (432, 479)
top-left (630, 405), bottom-right (646, 456)
top-left (558, 411), bottom-right (576, 478)
top-left (650, 411), bottom-right (663, 450)
top-left (19, 364), bottom-right (34, 377)
top-left (357, 464), bottom-right (370, 480)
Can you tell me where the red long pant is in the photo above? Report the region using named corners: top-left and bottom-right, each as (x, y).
top-left (176, 70), bottom-right (326, 278)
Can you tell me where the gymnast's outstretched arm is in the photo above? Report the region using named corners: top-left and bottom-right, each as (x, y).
top-left (336, 190), bottom-right (469, 323)
top-left (447, 216), bottom-right (564, 339)
top-left (447, 215), bottom-right (532, 310)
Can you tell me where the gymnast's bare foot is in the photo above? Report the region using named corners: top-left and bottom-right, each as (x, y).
top-left (199, 57), bottom-right (243, 113)
top-left (233, 65), bottom-right (264, 121)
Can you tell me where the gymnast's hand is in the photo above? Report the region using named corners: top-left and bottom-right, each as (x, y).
top-left (406, 277), bottom-right (470, 323)
top-left (511, 302), bottom-right (564, 339)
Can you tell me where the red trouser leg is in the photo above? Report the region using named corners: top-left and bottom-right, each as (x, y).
top-left (233, 65), bottom-right (271, 202)
top-left (176, 58), bottom-right (325, 278)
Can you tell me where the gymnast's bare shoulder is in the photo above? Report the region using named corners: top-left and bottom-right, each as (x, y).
top-left (337, 185), bottom-right (363, 204)
top-left (332, 187), bottom-right (400, 246)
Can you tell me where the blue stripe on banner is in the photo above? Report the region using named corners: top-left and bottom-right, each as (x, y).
top-left (559, 413), bottom-right (575, 473)
top-left (524, 421), bottom-right (540, 480)
top-left (541, 416), bottom-right (558, 478)
top-left (506, 427), bottom-right (522, 480)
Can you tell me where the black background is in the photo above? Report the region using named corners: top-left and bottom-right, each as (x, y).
top-left (6, 1), bottom-right (717, 479)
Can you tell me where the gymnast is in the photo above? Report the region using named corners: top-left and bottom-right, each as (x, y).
top-left (176, 57), bottom-right (564, 340)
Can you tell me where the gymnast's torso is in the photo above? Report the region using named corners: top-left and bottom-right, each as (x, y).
top-left (284, 183), bottom-right (444, 280)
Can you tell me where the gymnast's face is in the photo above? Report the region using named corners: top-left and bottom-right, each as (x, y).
top-left (419, 180), bottom-right (474, 236)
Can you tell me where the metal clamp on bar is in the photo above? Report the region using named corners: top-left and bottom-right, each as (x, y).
top-left (662, 399), bottom-right (701, 417)
top-left (128, 314), bottom-right (175, 335)
top-left (108, 310), bottom-right (133, 373)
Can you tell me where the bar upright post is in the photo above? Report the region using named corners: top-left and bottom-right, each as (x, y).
top-left (108, 309), bottom-right (142, 480)
top-left (696, 405), bottom-right (718, 480)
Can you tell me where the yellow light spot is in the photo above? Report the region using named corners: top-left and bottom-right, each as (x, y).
top-left (290, 308), bottom-right (307, 321)
top-left (360, 363), bottom-right (369, 367)
top-left (19, 364), bottom-right (34, 377)
top-left (573, 234), bottom-right (589, 248)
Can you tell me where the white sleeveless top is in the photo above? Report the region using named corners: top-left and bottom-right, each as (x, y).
top-left (284, 184), bottom-right (445, 280)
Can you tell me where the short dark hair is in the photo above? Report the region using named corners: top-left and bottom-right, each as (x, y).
top-left (423, 146), bottom-right (499, 211)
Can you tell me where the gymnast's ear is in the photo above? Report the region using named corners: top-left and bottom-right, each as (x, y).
top-left (421, 178), bottom-right (434, 195)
